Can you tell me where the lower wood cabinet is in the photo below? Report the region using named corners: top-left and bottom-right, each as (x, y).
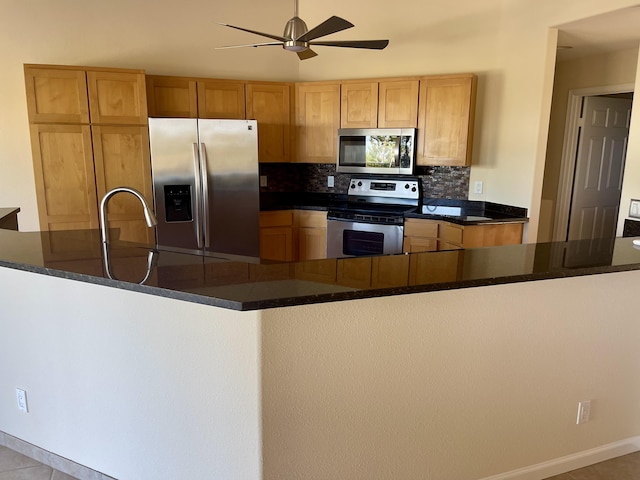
top-left (259, 210), bottom-right (294, 261)
top-left (295, 210), bottom-right (327, 261)
top-left (404, 217), bottom-right (524, 252)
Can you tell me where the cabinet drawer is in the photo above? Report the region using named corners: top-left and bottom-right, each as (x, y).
top-left (296, 210), bottom-right (327, 228)
top-left (404, 218), bottom-right (439, 237)
top-left (260, 210), bottom-right (293, 227)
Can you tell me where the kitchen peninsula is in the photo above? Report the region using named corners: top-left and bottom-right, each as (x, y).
top-left (3, 227), bottom-right (640, 480)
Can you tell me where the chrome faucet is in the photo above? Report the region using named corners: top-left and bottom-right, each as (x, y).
top-left (99, 187), bottom-right (157, 244)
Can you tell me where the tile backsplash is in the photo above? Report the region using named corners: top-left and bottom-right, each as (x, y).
top-left (259, 163), bottom-right (470, 199)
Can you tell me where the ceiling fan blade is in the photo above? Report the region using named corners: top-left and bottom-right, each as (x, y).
top-left (296, 16), bottom-right (354, 42)
top-left (309, 39), bottom-right (389, 50)
top-left (297, 48), bottom-right (318, 60)
top-left (215, 42), bottom-right (284, 50)
top-left (217, 22), bottom-right (288, 43)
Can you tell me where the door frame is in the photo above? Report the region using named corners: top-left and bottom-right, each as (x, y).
top-left (552, 83), bottom-right (635, 241)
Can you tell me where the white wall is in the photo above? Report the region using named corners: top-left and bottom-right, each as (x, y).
top-left (261, 271), bottom-right (640, 479)
top-left (2, 0), bottom-right (640, 239)
top-left (0, 268), bottom-right (262, 480)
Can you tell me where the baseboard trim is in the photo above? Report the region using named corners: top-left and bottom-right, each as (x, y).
top-left (0, 430), bottom-right (116, 480)
top-left (478, 436), bottom-right (640, 480)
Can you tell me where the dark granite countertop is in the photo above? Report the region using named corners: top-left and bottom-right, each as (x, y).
top-left (0, 207), bottom-right (20, 220)
top-left (1, 228), bottom-right (639, 311)
top-left (260, 193), bottom-right (528, 225)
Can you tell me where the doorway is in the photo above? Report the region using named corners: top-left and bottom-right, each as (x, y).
top-left (551, 85), bottom-right (635, 242)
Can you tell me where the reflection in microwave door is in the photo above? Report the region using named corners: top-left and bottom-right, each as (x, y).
top-left (366, 136), bottom-right (395, 167)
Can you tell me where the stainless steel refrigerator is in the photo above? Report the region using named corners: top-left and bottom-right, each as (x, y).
top-left (149, 118), bottom-right (260, 258)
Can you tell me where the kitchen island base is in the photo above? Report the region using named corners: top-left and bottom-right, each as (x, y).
top-left (2, 265), bottom-right (640, 479)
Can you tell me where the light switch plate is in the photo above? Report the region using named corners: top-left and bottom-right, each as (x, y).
top-left (630, 199), bottom-right (640, 218)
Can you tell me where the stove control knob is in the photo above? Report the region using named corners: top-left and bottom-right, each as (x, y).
top-left (405, 183), bottom-right (410, 189)
top-left (350, 183), bottom-right (356, 189)
top-left (357, 181), bottom-right (363, 187)
top-left (412, 186), bottom-right (417, 192)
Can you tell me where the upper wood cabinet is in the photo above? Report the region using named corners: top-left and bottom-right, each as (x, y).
top-left (29, 124), bottom-right (98, 231)
top-left (146, 76), bottom-right (197, 118)
top-left (146, 75), bottom-right (245, 119)
top-left (24, 65), bottom-right (148, 125)
top-left (87, 71), bottom-right (148, 125)
top-left (416, 74), bottom-right (477, 166)
top-left (92, 125), bottom-right (155, 245)
top-left (246, 82), bottom-right (292, 163)
top-left (295, 82), bottom-right (341, 163)
top-left (198, 79), bottom-right (246, 119)
top-left (341, 82), bottom-right (378, 128)
top-left (378, 79), bottom-right (419, 128)
top-left (24, 67), bottom-right (90, 124)
top-left (340, 79), bottom-right (419, 129)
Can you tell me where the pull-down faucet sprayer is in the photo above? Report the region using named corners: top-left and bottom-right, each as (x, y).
top-left (99, 187), bottom-right (157, 244)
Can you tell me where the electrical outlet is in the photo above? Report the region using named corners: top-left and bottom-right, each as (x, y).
top-left (16, 388), bottom-right (28, 413)
top-left (259, 175), bottom-right (267, 187)
top-left (328, 176), bottom-right (335, 188)
top-left (576, 400), bottom-right (591, 424)
top-left (474, 181), bottom-right (484, 195)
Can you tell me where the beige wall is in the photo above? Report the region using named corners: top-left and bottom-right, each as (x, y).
top-left (2, 0), bottom-right (640, 240)
top-left (261, 270), bottom-right (640, 479)
top-left (539, 47), bottom-right (639, 242)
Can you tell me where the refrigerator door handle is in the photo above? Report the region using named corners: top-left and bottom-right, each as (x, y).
top-left (199, 142), bottom-right (210, 249)
top-left (192, 142), bottom-right (204, 249)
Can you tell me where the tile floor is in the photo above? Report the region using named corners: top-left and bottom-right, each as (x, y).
top-left (1, 443), bottom-right (639, 480)
top-left (0, 446), bottom-right (79, 480)
top-left (543, 451), bottom-right (640, 480)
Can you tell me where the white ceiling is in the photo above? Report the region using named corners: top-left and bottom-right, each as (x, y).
top-left (555, 5), bottom-right (640, 61)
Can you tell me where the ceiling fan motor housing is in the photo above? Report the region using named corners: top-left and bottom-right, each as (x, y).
top-left (283, 16), bottom-right (309, 51)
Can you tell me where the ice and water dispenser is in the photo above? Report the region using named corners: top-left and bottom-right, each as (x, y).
top-left (164, 185), bottom-right (192, 222)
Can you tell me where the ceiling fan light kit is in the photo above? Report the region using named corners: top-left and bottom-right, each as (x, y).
top-left (217, 0), bottom-right (389, 60)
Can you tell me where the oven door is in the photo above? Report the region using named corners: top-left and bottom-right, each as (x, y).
top-left (326, 219), bottom-right (404, 258)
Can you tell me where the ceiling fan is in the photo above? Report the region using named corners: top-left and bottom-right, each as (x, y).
top-left (216, 0), bottom-right (389, 60)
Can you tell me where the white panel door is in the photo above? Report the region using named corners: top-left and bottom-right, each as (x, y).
top-left (567, 96), bottom-right (632, 241)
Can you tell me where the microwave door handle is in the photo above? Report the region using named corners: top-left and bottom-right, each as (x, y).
top-left (192, 143), bottom-right (204, 249)
top-left (199, 142), bottom-right (210, 249)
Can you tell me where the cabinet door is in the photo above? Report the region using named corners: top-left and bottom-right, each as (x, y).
top-left (24, 67), bottom-right (89, 124)
top-left (87, 71), bottom-right (148, 125)
top-left (260, 211), bottom-right (294, 261)
top-left (378, 80), bottom-right (419, 128)
top-left (298, 227), bottom-right (327, 260)
top-left (29, 124), bottom-right (98, 231)
top-left (295, 82), bottom-right (341, 163)
top-left (197, 80), bottom-right (246, 119)
top-left (146, 75), bottom-right (197, 118)
top-left (340, 82), bottom-right (378, 128)
top-left (92, 125), bottom-right (155, 245)
top-left (246, 82), bottom-right (292, 163)
top-left (416, 74), bottom-right (476, 166)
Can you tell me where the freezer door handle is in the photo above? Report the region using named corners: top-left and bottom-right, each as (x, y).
top-left (192, 142), bottom-right (204, 249)
top-left (199, 142), bottom-right (210, 249)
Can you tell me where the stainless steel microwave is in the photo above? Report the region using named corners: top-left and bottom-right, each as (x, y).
top-left (336, 128), bottom-right (416, 175)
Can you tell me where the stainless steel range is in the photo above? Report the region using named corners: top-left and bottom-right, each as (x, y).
top-left (326, 177), bottom-right (420, 258)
